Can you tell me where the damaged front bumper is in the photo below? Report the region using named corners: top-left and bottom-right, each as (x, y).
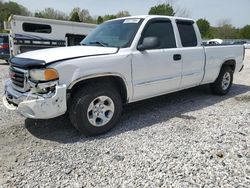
top-left (2, 79), bottom-right (67, 119)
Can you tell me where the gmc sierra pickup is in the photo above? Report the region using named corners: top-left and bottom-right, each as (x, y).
top-left (3, 15), bottom-right (245, 135)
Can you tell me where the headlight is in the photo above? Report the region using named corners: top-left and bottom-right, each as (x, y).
top-left (29, 68), bottom-right (59, 82)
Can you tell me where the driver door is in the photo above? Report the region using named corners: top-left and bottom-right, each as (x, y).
top-left (132, 19), bottom-right (182, 101)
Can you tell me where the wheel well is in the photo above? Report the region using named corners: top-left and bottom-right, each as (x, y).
top-left (68, 76), bottom-right (128, 104)
top-left (222, 60), bottom-right (236, 72)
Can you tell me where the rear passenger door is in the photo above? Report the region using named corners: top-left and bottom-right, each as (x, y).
top-left (176, 20), bottom-right (205, 88)
top-left (132, 19), bottom-right (182, 101)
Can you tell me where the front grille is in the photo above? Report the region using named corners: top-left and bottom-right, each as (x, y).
top-left (9, 66), bottom-right (26, 89)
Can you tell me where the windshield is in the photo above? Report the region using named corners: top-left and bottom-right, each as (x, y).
top-left (81, 18), bottom-right (143, 48)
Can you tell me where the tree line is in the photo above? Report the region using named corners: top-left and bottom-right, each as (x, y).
top-left (197, 18), bottom-right (250, 39)
top-left (0, 1), bottom-right (249, 39)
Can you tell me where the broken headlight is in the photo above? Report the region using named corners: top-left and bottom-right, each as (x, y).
top-left (29, 68), bottom-right (59, 94)
top-left (29, 68), bottom-right (59, 82)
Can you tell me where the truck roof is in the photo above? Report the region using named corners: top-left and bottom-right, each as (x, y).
top-left (111, 15), bottom-right (195, 22)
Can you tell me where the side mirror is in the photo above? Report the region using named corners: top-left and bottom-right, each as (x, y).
top-left (137, 37), bottom-right (160, 51)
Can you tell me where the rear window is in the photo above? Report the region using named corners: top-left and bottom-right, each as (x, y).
top-left (23, 23), bottom-right (52, 33)
top-left (177, 21), bottom-right (197, 47)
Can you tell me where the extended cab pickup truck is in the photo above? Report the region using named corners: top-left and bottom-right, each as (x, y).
top-left (3, 15), bottom-right (245, 135)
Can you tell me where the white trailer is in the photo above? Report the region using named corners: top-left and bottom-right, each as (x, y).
top-left (4, 15), bottom-right (96, 57)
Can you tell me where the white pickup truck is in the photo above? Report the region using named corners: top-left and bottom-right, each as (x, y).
top-left (3, 15), bottom-right (245, 135)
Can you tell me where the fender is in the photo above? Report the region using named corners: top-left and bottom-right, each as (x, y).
top-left (219, 58), bottom-right (236, 72)
top-left (212, 58), bottom-right (236, 82)
top-left (67, 72), bottom-right (131, 102)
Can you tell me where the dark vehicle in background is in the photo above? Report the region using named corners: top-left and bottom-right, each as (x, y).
top-left (233, 40), bottom-right (250, 49)
top-left (0, 34), bottom-right (10, 61)
top-left (233, 40), bottom-right (247, 45)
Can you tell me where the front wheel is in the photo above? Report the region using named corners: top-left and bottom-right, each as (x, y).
top-left (210, 66), bottom-right (233, 95)
top-left (69, 83), bottom-right (122, 136)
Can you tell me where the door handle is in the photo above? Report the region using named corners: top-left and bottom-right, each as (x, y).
top-left (173, 54), bottom-right (182, 61)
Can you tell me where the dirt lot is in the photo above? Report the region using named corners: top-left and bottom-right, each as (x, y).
top-left (0, 51), bottom-right (249, 187)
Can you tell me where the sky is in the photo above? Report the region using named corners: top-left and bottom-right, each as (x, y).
top-left (11, 0), bottom-right (250, 28)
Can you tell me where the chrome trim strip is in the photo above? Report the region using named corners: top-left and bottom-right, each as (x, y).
top-left (11, 66), bottom-right (28, 73)
top-left (182, 72), bottom-right (201, 77)
top-left (135, 75), bottom-right (179, 86)
top-left (67, 73), bottom-right (130, 101)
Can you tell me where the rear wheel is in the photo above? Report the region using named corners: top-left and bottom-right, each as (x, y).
top-left (69, 83), bottom-right (122, 136)
top-left (210, 66), bottom-right (233, 95)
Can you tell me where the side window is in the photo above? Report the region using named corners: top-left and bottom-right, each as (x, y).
top-left (141, 21), bottom-right (176, 49)
top-left (23, 23), bottom-right (52, 34)
top-left (177, 21), bottom-right (197, 47)
top-left (66, 34), bottom-right (86, 46)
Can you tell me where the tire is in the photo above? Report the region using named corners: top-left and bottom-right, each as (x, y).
top-left (210, 66), bottom-right (233, 95)
top-left (69, 83), bottom-right (122, 136)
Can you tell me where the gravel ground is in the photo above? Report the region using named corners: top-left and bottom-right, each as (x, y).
top-left (0, 50), bottom-right (250, 187)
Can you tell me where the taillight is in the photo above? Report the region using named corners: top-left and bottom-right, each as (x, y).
top-left (0, 44), bottom-right (9, 49)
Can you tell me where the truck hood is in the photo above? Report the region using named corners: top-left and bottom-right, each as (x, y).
top-left (11, 46), bottom-right (118, 68)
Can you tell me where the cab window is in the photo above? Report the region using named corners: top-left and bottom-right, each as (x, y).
top-left (177, 21), bottom-right (197, 47)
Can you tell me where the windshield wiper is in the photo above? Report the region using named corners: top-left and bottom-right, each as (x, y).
top-left (89, 41), bottom-right (108, 47)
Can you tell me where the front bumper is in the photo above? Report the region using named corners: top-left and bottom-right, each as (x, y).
top-left (2, 79), bottom-right (67, 119)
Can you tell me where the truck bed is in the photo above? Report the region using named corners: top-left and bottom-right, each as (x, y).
top-left (201, 45), bottom-right (245, 84)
